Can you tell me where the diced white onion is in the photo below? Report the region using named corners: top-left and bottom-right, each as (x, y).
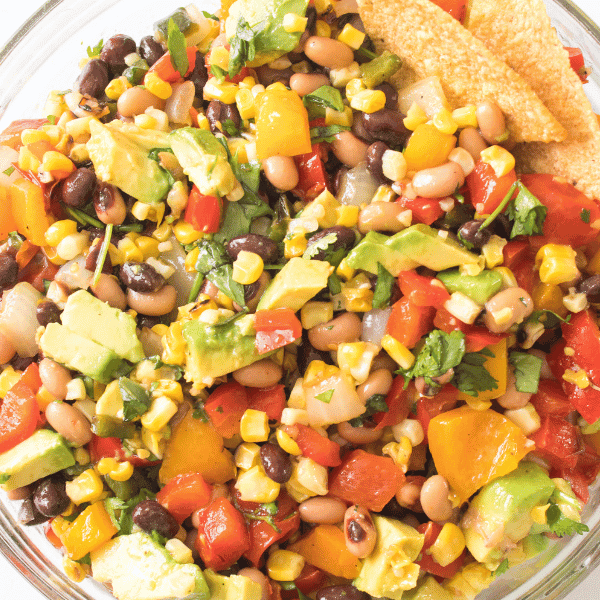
top-left (0, 282), bottom-right (43, 357)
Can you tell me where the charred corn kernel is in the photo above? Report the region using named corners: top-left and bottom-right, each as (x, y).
top-left (430, 523), bottom-right (466, 567)
top-left (392, 418), bottom-right (424, 447)
top-left (151, 380), bottom-right (183, 404)
top-left (18, 145), bottom-right (41, 172)
top-left (315, 20), bottom-right (331, 38)
top-left (535, 244), bottom-right (579, 285)
top-left (134, 113), bottom-right (158, 129)
top-left (325, 105), bottom-right (353, 127)
top-left (204, 78), bottom-right (239, 104)
top-left (341, 286), bottom-right (373, 312)
top-left (21, 128), bottom-right (50, 145)
top-left (105, 76), bottom-right (131, 100)
top-left (563, 369), bottom-right (590, 389)
top-left (296, 456), bottom-right (328, 495)
top-left (36, 387), bottom-right (57, 411)
top-left (504, 403), bottom-right (541, 435)
top-left (382, 149), bottom-right (408, 181)
top-left (493, 267), bottom-right (518, 290)
top-left (57, 231), bottom-right (90, 261)
top-left (141, 396), bottom-right (179, 432)
top-left (239, 76), bottom-right (257, 90)
top-left (42, 150), bottom-right (75, 176)
top-left (173, 219), bottom-right (203, 244)
top-left (152, 221), bottom-right (172, 242)
top-left (346, 78), bottom-right (367, 100)
top-left (232, 251), bottom-right (264, 285)
top-left (350, 89), bottom-right (386, 114)
top-left (336, 257), bottom-right (355, 281)
top-left (371, 184), bottom-right (396, 203)
top-left (304, 361), bottom-right (339, 386)
top-left (117, 236), bottom-right (144, 262)
top-left (531, 503), bottom-right (550, 525)
top-left (51, 516), bottom-right (71, 538)
top-left (240, 409), bottom-right (270, 442)
top-left (44, 219), bottom-right (78, 247)
top-left (42, 245), bottom-right (66, 266)
top-left (235, 88), bottom-right (256, 120)
top-left (335, 204), bottom-right (359, 228)
top-left (532, 282), bottom-right (565, 314)
top-left (301, 301), bottom-right (334, 329)
top-left (267, 550), bottom-right (306, 581)
top-left (144, 72), bottom-right (172, 99)
top-left (444, 291), bottom-right (483, 325)
top-left (135, 235), bottom-right (160, 259)
top-left (381, 334), bottom-right (415, 369)
top-left (383, 438), bottom-right (412, 472)
top-left (283, 12), bottom-right (308, 33)
top-left (208, 46), bottom-right (230, 70)
top-left (234, 442), bottom-right (261, 470)
top-left (236, 464), bottom-right (280, 502)
top-left (284, 229), bottom-right (308, 259)
top-left (165, 538), bottom-right (193, 564)
top-left (277, 427), bottom-right (301, 455)
top-left (63, 556), bottom-right (88, 583)
top-left (403, 102), bottom-right (428, 131)
top-left (70, 143), bottom-right (90, 163)
top-left (452, 105), bottom-right (478, 128)
top-left (433, 108), bottom-right (458, 135)
top-left (65, 468), bottom-right (105, 505)
top-left (482, 235), bottom-right (507, 268)
top-left (563, 291), bottom-right (588, 313)
top-left (480, 145), bottom-right (515, 178)
top-left (337, 24), bottom-right (366, 50)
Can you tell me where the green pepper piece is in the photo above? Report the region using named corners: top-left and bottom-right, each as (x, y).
top-left (359, 51), bottom-right (402, 89)
top-left (92, 416), bottom-right (136, 439)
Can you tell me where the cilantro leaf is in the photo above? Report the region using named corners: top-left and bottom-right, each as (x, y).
top-left (119, 377), bottom-right (152, 422)
top-left (349, 393), bottom-right (388, 427)
top-left (150, 530), bottom-right (168, 546)
top-left (210, 65), bottom-right (227, 83)
top-left (546, 503), bottom-right (589, 537)
top-left (206, 264), bottom-right (246, 307)
top-left (509, 351), bottom-right (542, 394)
top-left (506, 181), bottom-right (547, 237)
top-left (105, 489), bottom-right (156, 535)
top-left (3, 166), bottom-right (14, 176)
top-left (310, 124), bottom-right (351, 144)
top-left (453, 349), bottom-right (499, 397)
top-left (47, 115), bottom-right (56, 125)
top-left (228, 17), bottom-right (261, 78)
top-left (372, 262), bottom-right (394, 309)
top-left (581, 208), bottom-right (591, 224)
top-left (328, 273), bottom-right (342, 295)
top-left (86, 39), bottom-right (103, 57)
top-left (192, 402), bottom-right (209, 422)
top-left (167, 18), bottom-right (189, 77)
top-left (195, 239), bottom-right (230, 275)
top-left (0, 474), bottom-right (10, 484)
top-left (527, 309), bottom-right (571, 330)
top-left (303, 232), bottom-right (345, 265)
top-left (494, 559), bottom-right (509, 577)
top-left (202, 10), bottom-right (219, 21)
top-left (146, 356), bottom-right (184, 380)
top-left (303, 86), bottom-right (344, 119)
top-left (315, 389), bottom-right (334, 403)
top-left (222, 118), bottom-right (240, 137)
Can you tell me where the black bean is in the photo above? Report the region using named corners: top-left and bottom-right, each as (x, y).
top-left (375, 82), bottom-right (398, 110)
top-left (226, 234), bottom-right (279, 264)
top-left (297, 331), bottom-right (333, 375)
top-left (18, 498), bottom-right (47, 526)
top-left (305, 5), bottom-right (317, 34)
top-left (260, 443), bottom-right (292, 483)
top-left (132, 499), bottom-right (179, 539)
top-left (61, 167), bottom-right (97, 208)
top-left (255, 65), bottom-right (294, 88)
top-left (306, 226), bottom-right (356, 261)
top-left (36, 300), bottom-right (62, 327)
top-left (76, 59), bottom-right (109, 99)
top-left (379, 496), bottom-right (407, 519)
top-left (366, 141), bottom-right (390, 184)
top-left (578, 275), bottom-right (600, 303)
top-left (93, 181), bottom-right (119, 214)
top-left (244, 279), bottom-right (261, 303)
top-left (32, 478), bottom-right (70, 518)
top-left (336, 13), bottom-right (365, 32)
top-left (189, 56), bottom-right (209, 98)
top-left (85, 236), bottom-right (114, 273)
top-left (0, 254), bottom-right (18, 292)
top-left (138, 35), bottom-right (164, 67)
top-left (100, 34), bottom-right (137, 76)
top-left (316, 585), bottom-right (370, 600)
top-left (138, 314), bottom-right (163, 329)
top-left (120, 261), bottom-right (165, 293)
top-left (352, 109), bottom-right (410, 148)
top-left (206, 100), bottom-right (241, 137)
top-left (11, 355), bottom-right (37, 371)
top-left (457, 220), bottom-right (492, 250)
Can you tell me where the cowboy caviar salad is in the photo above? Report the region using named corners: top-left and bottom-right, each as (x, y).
top-left (0, 0), bottom-right (599, 599)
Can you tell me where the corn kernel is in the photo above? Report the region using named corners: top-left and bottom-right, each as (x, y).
top-left (235, 443), bottom-right (262, 470)
top-left (481, 235), bottom-right (507, 269)
top-left (283, 12), bottom-right (308, 33)
top-left (105, 76), bottom-right (131, 100)
top-left (531, 504), bottom-right (550, 525)
top-left (57, 231), bottom-right (90, 261)
top-left (284, 229), bottom-right (308, 259)
top-left (141, 427), bottom-right (168, 460)
top-left (315, 20), bottom-right (331, 38)
top-left (208, 46), bottom-right (230, 70)
top-left (239, 76), bottom-right (257, 90)
top-left (135, 235), bottom-right (160, 259)
top-left (267, 550), bottom-right (306, 581)
top-left (234, 88), bottom-right (256, 120)
top-left (532, 282), bottom-right (566, 315)
top-left (452, 105), bottom-right (478, 128)
top-left (236, 464), bottom-right (280, 502)
top-left (165, 538), bottom-right (194, 564)
top-left (152, 380), bottom-right (184, 404)
top-left (65, 469), bottom-right (105, 505)
top-left (345, 78), bottom-right (366, 100)
top-left (325, 105), bottom-right (353, 127)
top-left (36, 387), bottom-right (58, 411)
top-left (392, 419), bottom-right (425, 447)
top-left (240, 409), bottom-right (270, 442)
top-left (341, 285), bottom-right (374, 312)
top-left (563, 369), bottom-right (590, 389)
top-left (430, 523), bottom-right (466, 567)
top-left (371, 185), bottom-right (396, 204)
top-left (336, 256), bottom-right (356, 281)
top-left (63, 556), bottom-right (88, 583)
top-left (351, 89), bottom-right (387, 114)
top-left (433, 108), bottom-right (458, 135)
top-left (536, 244), bottom-right (579, 285)
top-left (18, 146), bottom-right (41, 172)
top-left (337, 341), bottom-right (379, 384)
top-left (144, 72), bottom-right (173, 100)
top-left (73, 447), bottom-right (90, 466)
top-left (444, 291), bottom-right (483, 325)
top-left (337, 24), bottom-right (366, 50)
top-left (204, 78), bottom-right (239, 104)
top-left (152, 222), bottom-right (172, 243)
top-left (42, 150), bottom-right (75, 177)
top-left (383, 438), bottom-right (412, 472)
top-left (382, 149), bottom-right (408, 181)
top-left (117, 236), bottom-right (144, 262)
top-left (493, 266), bottom-right (518, 291)
top-left (403, 102), bottom-right (429, 131)
top-left (173, 219), bottom-right (203, 244)
top-left (480, 145), bottom-right (515, 178)
top-left (232, 251), bottom-right (264, 285)
top-left (277, 427), bottom-right (302, 455)
top-left (134, 114), bottom-right (158, 129)
top-left (381, 334), bottom-right (415, 369)
top-left (563, 291), bottom-right (589, 313)
top-left (44, 219), bottom-right (78, 247)
top-left (0, 367), bottom-right (22, 399)
top-left (304, 360), bottom-right (339, 386)
top-left (295, 456), bottom-right (328, 495)
top-left (141, 396), bottom-right (179, 432)
top-left (335, 205), bottom-right (359, 228)
top-left (21, 128), bottom-right (51, 145)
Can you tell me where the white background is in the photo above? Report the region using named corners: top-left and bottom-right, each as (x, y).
top-left (1, 1), bottom-right (600, 599)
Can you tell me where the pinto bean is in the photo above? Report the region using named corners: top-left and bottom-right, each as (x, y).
top-left (356, 369), bottom-right (393, 403)
top-left (484, 287), bottom-right (534, 333)
top-left (458, 127), bottom-right (488, 162)
top-left (420, 475), bottom-right (453, 522)
top-left (232, 359), bottom-right (283, 388)
top-left (117, 86), bottom-right (166, 117)
top-left (331, 131), bottom-right (369, 168)
top-left (304, 36), bottom-right (355, 69)
top-left (290, 73), bottom-right (331, 96)
top-left (411, 162), bottom-right (465, 198)
top-left (358, 202), bottom-right (410, 234)
top-left (45, 401), bottom-right (92, 447)
top-left (127, 285), bottom-right (177, 316)
top-left (308, 312), bottom-right (362, 351)
top-left (39, 358), bottom-right (72, 401)
top-left (262, 156), bottom-right (299, 191)
top-left (476, 100), bottom-right (508, 145)
top-left (299, 497), bottom-right (347, 524)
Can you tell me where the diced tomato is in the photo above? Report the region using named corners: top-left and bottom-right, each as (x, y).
top-left (430, 0), bottom-right (467, 22)
top-left (529, 415), bottom-right (583, 469)
top-left (551, 465), bottom-right (590, 503)
top-left (530, 380), bottom-right (572, 417)
top-left (254, 308), bottom-right (302, 355)
top-left (293, 424), bottom-right (341, 467)
top-left (466, 160), bottom-right (517, 214)
top-left (511, 256), bottom-right (538, 295)
top-left (386, 297), bottom-right (435, 349)
top-left (373, 375), bottom-right (410, 430)
top-left (204, 381), bottom-right (249, 438)
top-left (195, 497), bottom-right (250, 570)
top-left (246, 385), bottom-right (286, 422)
top-left (502, 240), bottom-right (531, 269)
top-left (416, 521), bottom-right (466, 578)
top-left (416, 384), bottom-right (459, 442)
top-left (184, 185), bottom-right (222, 233)
top-left (295, 564), bottom-right (328, 595)
top-left (397, 271), bottom-right (450, 310)
top-left (292, 143), bottom-right (328, 202)
top-left (147, 47), bottom-right (197, 82)
top-left (156, 472), bottom-right (213, 524)
top-left (18, 249), bottom-right (59, 293)
top-left (88, 435), bottom-right (159, 467)
top-left (328, 449), bottom-right (402, 512)
top-left (396, 196), bottom-right (444, 225)
top-left (0, 118), bottom-right (48, 149)
top-left (565, 47), bottom-right (588, 83)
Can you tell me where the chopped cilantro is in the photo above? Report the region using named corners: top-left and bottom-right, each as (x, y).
top-left (509, 351), bottom-right (542, 394)
top-left (202, 10), bottom-right (219, 21)
top-left (86, 39), bottom-right (104, 58)
top-left (228, 17), bottom-right (261, 78)
top-left (327, 273), bottom-right (342, 295)
top-left (167, 18), bottom-right (189, 77)
top-left (546, 503), bottom-right (589, 537)
top-left (104, 489), bottom-right (156, 535)
top-left (146, 355), bottom-right (184, 380)
top-left (310, 124), bottom-right (351, 144)
top-left (581, 208), bottom-right (591, 224)
top-left (119, 377), bottom-right (152, 422)
top-left (349, 393), bottom-right (388, 427)
top-left (494, 559), bottom-right (509, 577)
top-left (506, 181), bottom-right (547, 237)
top-left (150, 530), bottom-right (168, 546)
top-left (453, 349), bottom-right (499, 397)
top-left (0, 474), bottom-right (10, 484)
top-left (46, 115), bottom-right (56, 125)
top-left (303, 86), bottom-right (344, 119)
top-left (303, 232), bottom-right (340, 262)
top-left (3, 166), bottom-right (14, 176)
top-left (207, 264), bottom-right (246, 307)
top-left (315, 389), bottom-right (335, 403)
top-left (527, 309), bottom-right (571, 330)
top-left (222, 118), bottom-right (240, 136)
top-left (193, 403), bottom-right (209, 422)
top-left (195, 239), bottom-right (230, 275)
top-left (210, 64), bottom-right (227, 83)
top-left (372, 262), bottom-right (394, 309)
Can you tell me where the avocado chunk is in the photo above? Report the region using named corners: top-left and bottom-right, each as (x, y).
top-left (354, 515), bottom-right (424, 600)
top-left (225, 0), bottom-right (309, 67)
top-left (402, 576), bottom-right (453, 600)
top-left (204, 569), bottom-right (263, 600)
top-left (61, 290), bottom-right (144, 363)
top-left (437, 269), bottom-right (503, 305)
top-left (169, 127), bottom-right (237, 197)
top-left (87, 120), bottom-right (171, 204)
top-left (360, 51), bottom-right (402, 89)
top-left (90, 531), bottom-right (209, 600)
top-left (346, 231), bottom-right (420, 276)
top-left (387, 224), bottom-right (480, 271)
top-left (461, 462), bottom-right (556, 567)
top-left (0, 430), bottom-right (75, 492)
top-left (39, 323), bottom-right (126, 384)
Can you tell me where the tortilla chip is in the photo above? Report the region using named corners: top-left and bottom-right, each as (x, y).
top-left (466, 0), bottom-right (599, 140)
top-left (357, 0), bottom-right (566, 144)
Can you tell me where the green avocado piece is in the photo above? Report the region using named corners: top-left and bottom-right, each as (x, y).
top-left (256, 257), bottom-right (333, 311)
top-left (387, 224), bottom-right (480, 271)
top-left (360, 51), bottom-right (402, 89)
top-left (90, 531), bottom-right (209, 600)
top-left (437, 269), bottom-right (503, 305)
top-left (39, 323), bottom-right (126, 384)
top-left (225, 0), bottom-right (309, 67)
top-left (61, 290), bottom-right (144, 363)
top-left (169, 127), bottom-right (237, 197)
top-left (0, 430), bottom-right (75, 491)
top-left (204, 569), bottom-right (263, 600)
top-left (87, 120), bottom-right (171, 204)
top-left (461, 462), bottom-right (556, 566)
top-left (402, 576), bottom-right (453, 600)
top-left (345, 232), bottom-right (420, 276)
top-left (354, 515), bottom-right (424, 600)
top-left (521, 532), bottom-right (550, 560)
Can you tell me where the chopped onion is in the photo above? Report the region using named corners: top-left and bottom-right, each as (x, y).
top-left (139, 326), bottom-right (163, 357)
top-left (361, 307), bottom-right (393, 346)
top-left (305, 372), bottom-right (365, 427)
top-left (397, 76), bottom-right (449, 119)
top-left (0, 145), bottom-right (19, 188)
top-left (0, 282), bottom-right (43, 357)
top-left (159, 235), bottom-right (197, 307)
top-left (336, 162), bottom-right (379, 206)
top-left (165, 81), bottom-right (195, 125)
top-left (55, 256), bottom-right (93, 291)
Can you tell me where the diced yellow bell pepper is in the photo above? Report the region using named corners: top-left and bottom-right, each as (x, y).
top-left (0, 187), bottom-right (18, 242)
top-left (403, 124), bottom-right (456, 172)
top-left (255, 88), bottom-right (312, 159)
top-left (8, 178), bottom-right (55, 246)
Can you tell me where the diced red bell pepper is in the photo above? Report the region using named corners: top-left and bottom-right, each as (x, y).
top-left (386, 297), bottom-right (435, 349)
top-left (551, 465), bottom-right (590, 503)
top-left (466, 160), bottom-right (517, 214)
top-left (204, 381), bottom-right (249, 438)
top-left (88, 435), bottom-right (159, 467)
top-left (295, 565), bottom-right (328, 595)
top-left (254, 308), bottom-right (302, 355)
top-left (293, 424), bottom-right (341, 467)
top-left (565, 47), bottom-right (588, 83)
top-left (549, 443), bottom-right (600, 505)
top-left (396, 196), bottom-right (444, 225)
top-left (246, 385), bottom-right (286, 422)
top-left (530, 380), bottom-right (572, 418)
top-left (397, 271), bottom-right (450, 310)
top-left (328, 449), bottom-right (402, 512)
top-left (416, 521), bottom-right (466, 578)
top-left (156, 472), bottom-right (213, 524)
top-left (502, 240), bottom-right (531, 269)
top-left (184, 185), bottom-right (222, 233)
top-left (529, 415), bottom-right (583, 470)
top-left (373, 375), bottom-right (410, 430)
top-left (433, 307), bottom-right (505, 352)
top-left (195, 497), bottom-right (250, 570)
top-left (292, 142), bottom-right (328, 202)
top-left (147, 47), bottom-right (197, 82)
top-left (430, 0), bottom-right (467, 22)
top-left (416, 384), bottom-right (459, 442)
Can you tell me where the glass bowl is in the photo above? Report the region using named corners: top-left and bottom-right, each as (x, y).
top-left (0, 1), bottom-right (600, 599)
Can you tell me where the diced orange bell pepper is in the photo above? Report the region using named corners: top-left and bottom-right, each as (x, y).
top-left (60, 501), bottom-right (118, 560)
top-left (255, 88), bottom-right (312, 159)
top-left (159, 409), bottom-right (236, 485)
top-left (288, 525), bottom-right (361, 579)
top-left (428, 406), bottom-right (530, 503)
top-left (8, 178), bottom-right (54, 246)
top-left (0, 186), bottom-right (18, 241)
top-left (403, 124), bottom-right (456, 172)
